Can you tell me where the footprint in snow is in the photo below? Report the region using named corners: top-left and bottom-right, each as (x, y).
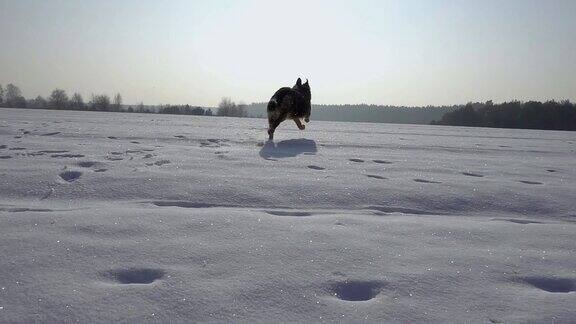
top-left (365, 174), bottom-right (386, 180)
top-left (76, 161), bottom-right (101, 168)
top-left (462, 172), bottom-right (484, 177)
top-left (331, 280), bottom-right (384, 301)
top-left (413, 178), bottom-right (442, 184)
top-left (522, 277), bottom-right (576, 293)
top-left (0, 155), bottom-right (12, 159)
top-left (154, 160), bottom-right (171, 166)
top-left (366, 205), bottom-right (432, 215)
top-left (519, 180), bottom-right (543, 185)
top-left (152, 201), bottom-right (223, 208)
top-left (264, 210), bottom-right (313, 217)
top-left (100, 268), bottom-right (165, 285)
top-left (349, 158), bottom-right (364, 163)
top-left (373, 159), bottom-right (393, 164)
top-left (200, 138), bottom-right (229, 148)
top-left (307, 165), bottom-right (325, 170)
top-left (493, 218), bottom-right (543, 225)
top-left (59, 171), bottom-right (82, 182)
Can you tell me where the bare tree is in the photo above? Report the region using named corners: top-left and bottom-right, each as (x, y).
top-left (70, 93), bottom-right (85, 110)
top-left (49, 89), bottom-right (69, 109)
top-left (218, 97), bottom-right (233, 116)
top-left (0, 84), bottom-right (4, 106)
top-left (237, 102), bottom-right (248, 118)
top-left (91, 94), bottom-right (110, 111)
top-left (5, 83), bottom-right (21, 100)
top-left (31, 96), bottom-right (48, 109)
top-left (113, 93), bottom-right (122, 112)
top-left (217, 97), bottom-right (247, 117)
top-left (5, 83), bottom-right (26, 107)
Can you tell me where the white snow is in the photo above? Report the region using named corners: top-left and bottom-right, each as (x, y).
top-left (0, 108), bottom-right (575, 323)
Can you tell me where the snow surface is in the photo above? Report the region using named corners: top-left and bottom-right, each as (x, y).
top-left (0, 108), bottom-right (575, 323)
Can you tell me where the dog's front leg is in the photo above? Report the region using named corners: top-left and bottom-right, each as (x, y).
top-left (293, 118), bottom-right (305, 130)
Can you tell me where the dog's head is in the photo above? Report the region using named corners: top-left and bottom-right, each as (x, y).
top-left (293, 78), bottom-right (311, 101)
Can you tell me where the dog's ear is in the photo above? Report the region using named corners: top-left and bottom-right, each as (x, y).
top-left (304, 79), bottom-right (309, 86)
top-left (296, 78), bottom-right (302, 87)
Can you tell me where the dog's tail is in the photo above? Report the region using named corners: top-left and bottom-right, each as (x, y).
top-left (267, 98), bottom-right (278, 112)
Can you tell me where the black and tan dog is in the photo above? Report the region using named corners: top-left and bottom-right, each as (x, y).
top-left (266, 78), bottom-right (311, 140)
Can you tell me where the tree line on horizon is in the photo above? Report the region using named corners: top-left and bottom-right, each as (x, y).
top-left (0, 83), bottom-right (219, 116)
top-left (0, 83), bottom-right (126, 112)
top-left (244, 102), bottom-right (458, 124)
top-left (2, 83), bottom-right (574, 131)
top-left (431, 100), bottom-right (576, 131)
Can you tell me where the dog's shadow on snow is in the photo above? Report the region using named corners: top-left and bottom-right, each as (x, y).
top-left (259, 138), bottom-right (317, 160)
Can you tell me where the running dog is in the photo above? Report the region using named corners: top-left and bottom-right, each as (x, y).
top-left (266, 78), bottom-right (311, 140)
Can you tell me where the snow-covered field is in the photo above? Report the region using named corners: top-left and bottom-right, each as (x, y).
top-left (1, 107), bottom-right (575, 323)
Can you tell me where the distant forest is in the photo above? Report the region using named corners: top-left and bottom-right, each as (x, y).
top-left (0, 82), bottom-right (456, 124)
top-left (0, 83), bottom-right (214, 116)
top-left (1, 83), bottom-right (574, 130)
top-left (245, 103), bottom-right (457, 124)
top-left (432, 100), bottom-right (576, 131)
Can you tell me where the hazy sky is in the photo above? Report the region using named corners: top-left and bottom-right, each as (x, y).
top-left (1, 0), bottom-right (575, 106)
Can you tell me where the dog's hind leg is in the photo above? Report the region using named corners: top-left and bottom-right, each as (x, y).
top-left (268, 118), bottom-right (283, 140)
top-left (293, 118), bottom-right (305, 130)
